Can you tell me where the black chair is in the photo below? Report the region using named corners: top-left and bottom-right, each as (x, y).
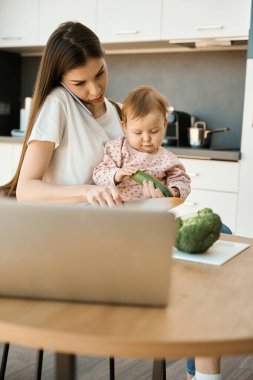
top-left (0, 344), bottom-right (43, 380)
top-left (0, 344), bottom-right (115, 380)
top-left (152, 360), bottom-right (167, 380)
top-left (0, 344), bottom-right (9, 380)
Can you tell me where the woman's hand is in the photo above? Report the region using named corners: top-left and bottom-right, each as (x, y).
top-left (86, 185), bottom-right (123, 207)
top-left (142, 180), bottom-right (164, 199)
top-left (114, 166), bottom-right (138, 183)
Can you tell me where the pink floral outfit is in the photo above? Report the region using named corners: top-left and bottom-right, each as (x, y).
top-left (93, 136), bottom-right (191, 201)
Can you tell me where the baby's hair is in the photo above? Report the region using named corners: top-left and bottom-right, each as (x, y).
top-left (122, 85), bottom-right (169, 123)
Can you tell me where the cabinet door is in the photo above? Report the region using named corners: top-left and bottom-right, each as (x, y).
top-left (0, 143), bottom-right (13, 185)
top-left (184, 189), bottom-right (237, 233)
top-left (0, 0), bottom-right (39, 47)
top-left (161, 0), bottom-right (251, 41)
top-left (12, 144), bottom-right (22, 175)
top-left (97, 0), bottom-right (162, 43)
top-left (39, 0), bottom-right (96, 45)
top-left (180, 159), bottom-right (239, 192)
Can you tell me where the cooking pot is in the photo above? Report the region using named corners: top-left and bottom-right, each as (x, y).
top-left (187, 121), bottom-right (230, 148)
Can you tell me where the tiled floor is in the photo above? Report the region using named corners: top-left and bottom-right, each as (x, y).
top-left (1, 344), bottom-right (253, 379)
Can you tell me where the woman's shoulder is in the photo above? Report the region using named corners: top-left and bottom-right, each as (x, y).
top-left (105, 98), bottom-right (122, 121)
top-left (47, 86), bottom-right (69, 103)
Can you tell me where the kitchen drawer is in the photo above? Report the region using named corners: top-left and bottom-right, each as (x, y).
top-left (183, 189), bottom-right (237, 232)
top-left (180, 158), bottom-right (239, 192)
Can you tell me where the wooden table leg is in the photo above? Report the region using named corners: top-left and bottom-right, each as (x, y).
top-left (152, 360), bottom-right (166, 380)
top-left (55, 353), bottom-right (76, 380)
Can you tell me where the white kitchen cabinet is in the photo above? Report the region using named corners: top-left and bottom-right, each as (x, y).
top-left (39, 0), bottom-right (97, 45)
top-left (0, 142), bottom-right (22, 185)
top-left (237, 53), bottom-right (253, 238)
top-left (161, 0), bottom-right (251, 41)
top-left (97, 0), bottom-right (162, 43)
top-left (180, 159), bottom-right (239, 192)
top-left (0, 143), bottom-right (13, 185)
top-left (12, 143), bottom-right (22, 173)
top-left (184, 189), bottom-right (238, 232)
top-left (0, 0), bottom-right (39, 47)
top-left (180, 158), bottom-right (240, 233)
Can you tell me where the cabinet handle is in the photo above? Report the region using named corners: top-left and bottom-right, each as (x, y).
top-left (195, 25), bottom-right (224, 31)
top-left (0, 36), bottom-right (22, 41)
top-left (187, 172), bottom-right (199, 177)
top-left (114, 30), bottom-right (140, 35)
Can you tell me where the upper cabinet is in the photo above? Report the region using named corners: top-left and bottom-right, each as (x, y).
top-left (0, 0), bottom-right (39, 47)
top-left (97, 0), bottom-right (162, 43)
top-left (0, 0), bottom-right (251, 50)
top-left (39, 0), bottom-right (96, 45)
top-left (161, 0), bottom-right (251, 41)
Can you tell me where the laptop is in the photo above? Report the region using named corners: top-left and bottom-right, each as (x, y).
top-left (0, 199), bottom-right (176, 307)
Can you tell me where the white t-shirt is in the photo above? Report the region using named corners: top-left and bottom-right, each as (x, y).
top-left (28, 87), bottom-right (123, 185)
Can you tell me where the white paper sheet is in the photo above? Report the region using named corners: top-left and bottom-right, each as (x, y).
top-left (172, 240), bottom-right (250, 266)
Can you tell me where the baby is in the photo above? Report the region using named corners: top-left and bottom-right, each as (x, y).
top-left (93, 85), bottom-right (190, 201)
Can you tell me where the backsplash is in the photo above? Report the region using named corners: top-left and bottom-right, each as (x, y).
top-left (21, 50), bottom-right (247, 150)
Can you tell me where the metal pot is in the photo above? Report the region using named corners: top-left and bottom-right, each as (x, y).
top-left (187, 121), bottom-right (230, 148)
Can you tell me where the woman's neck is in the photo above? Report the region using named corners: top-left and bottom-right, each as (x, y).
top-left (88, 101), bottom-right (107, 119)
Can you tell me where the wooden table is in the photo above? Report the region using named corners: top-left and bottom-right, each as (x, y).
top-left (0, 233), bottom-right (253, 379)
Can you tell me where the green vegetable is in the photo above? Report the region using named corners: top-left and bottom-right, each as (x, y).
top-left (175, 208), bottom-right (222, 253)
top-left (132, 170), bottom-right (171, 197)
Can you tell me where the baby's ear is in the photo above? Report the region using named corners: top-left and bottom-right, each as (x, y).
top-left (163, 117), bottom-right (167, 127)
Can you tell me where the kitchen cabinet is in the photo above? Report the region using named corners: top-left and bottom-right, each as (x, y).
top-left (0, 0), bottom-right (39, 47)
top-left (38, 0), bottom-right (97, 45)
top-left (0, 143), bottom-right (13, 185)
top-left (97, 0), bottom-right (162, 43)
top-left (0, 142), bottom-right (22, 185)
top-left (180, 158), bottom-right (239, 232)
top-left (237, 49), bottom-right (253, 237)
top-left (161, 0), bottom-right (251, 41)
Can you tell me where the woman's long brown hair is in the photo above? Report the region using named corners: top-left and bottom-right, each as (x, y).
top-left (0, 21), bottom-right (104, 197)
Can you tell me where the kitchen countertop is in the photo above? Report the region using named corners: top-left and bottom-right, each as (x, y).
top-left (0, 136), bottom-right (240, 161)
top-left (0, 136), bottom-right (24, 144)
top-left (163, 146), bottom-right (240, 161)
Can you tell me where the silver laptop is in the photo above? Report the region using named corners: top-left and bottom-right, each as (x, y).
top-left (0, 200), bottom-right (175, 307)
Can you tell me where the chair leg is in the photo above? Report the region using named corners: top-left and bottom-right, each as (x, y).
top-left (0, 343), bottom-right (10, 380)
top-left (34, 349), bottom-right (44, 380)
top-left (152, 360), bottom-right (166, 380)
top-left (162, 359), bottom-right (166, 380)
top-left (109, 357), bottom-right (115, 380)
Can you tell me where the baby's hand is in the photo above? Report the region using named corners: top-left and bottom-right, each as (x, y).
top-left (114, 166), bottom-right (138, 183)
top-left (168, 186), bottom-right (180, 197)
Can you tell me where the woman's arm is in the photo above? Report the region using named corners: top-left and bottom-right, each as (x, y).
top-left (16, 141), bottom-right (122, 206)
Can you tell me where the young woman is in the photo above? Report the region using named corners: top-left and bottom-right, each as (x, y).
top-left (1, 21), bottom-right (123, 206)
top-left (0, 21), bottom-right (221, 380)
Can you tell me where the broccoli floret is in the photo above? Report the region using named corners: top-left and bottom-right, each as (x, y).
top-left (175, 208), bottom-right (222, 253)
